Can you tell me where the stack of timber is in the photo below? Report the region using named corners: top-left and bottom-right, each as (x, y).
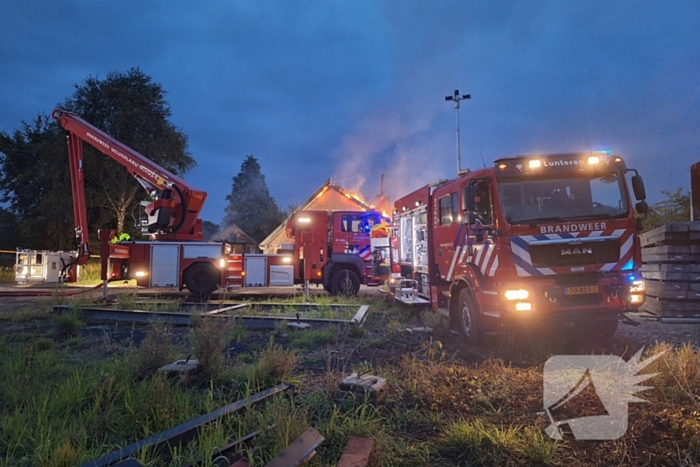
top-left (639, 222), bottom-right (700, 323)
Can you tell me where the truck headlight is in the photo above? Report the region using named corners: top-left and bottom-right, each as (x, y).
top-left (629, 279), bottom-right (645, 293)
top-left (504, 289), bottom-right (529, 300)
top-left (629, 294), bottom-right (644, 304)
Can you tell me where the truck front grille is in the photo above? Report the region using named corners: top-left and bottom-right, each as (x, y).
top-left (529, 239), bottom-right (619, 268)
top-left (554, 273), bottom-right (603, 286)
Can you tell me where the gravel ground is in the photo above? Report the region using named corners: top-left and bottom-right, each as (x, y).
top-left (617, 312), bottom-right (700, 348)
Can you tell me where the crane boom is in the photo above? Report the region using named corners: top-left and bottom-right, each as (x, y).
top-left (52, 109), bottom-right (206, 267)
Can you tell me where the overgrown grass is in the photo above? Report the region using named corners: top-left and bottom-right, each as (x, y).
top-left (235, 304), bottom-right (359, 320)
top-left (53, 311), bottom-right (85, 338)
top-left (124, 321), bottom-right (177, 379)
top-left (288, 329), bottom-right (338, 348)
top-left (234, 343), bottom-right (298, 390)
top-left (436, 419), bottom-right (558, 465)
top-left (0, 266), bottom-right (14, 283)
top-left (0, 305), bottom-right (52, 322)
top-left (77, 259), bottom-right (101, 283)
top-left (2, 292), bottom-right (699, 467)
top-left (190, 315), bottom-right (234, 381)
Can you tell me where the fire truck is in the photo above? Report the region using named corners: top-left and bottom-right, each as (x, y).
top-left (382, 152), bottom-right (649, 341)
top-left (53, 109), bottom-right (384, 296)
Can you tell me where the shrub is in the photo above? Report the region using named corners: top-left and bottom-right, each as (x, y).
top-left (237, 344), bottom-right (297, 388)
top-left (34, 337), bottom-right (55, 351)
top-left (190, 316), bottom-right (234, 381)
top-left (53, 313), bottom-right (84, 338)
top-left (125, 321), bottom-right (175, 379)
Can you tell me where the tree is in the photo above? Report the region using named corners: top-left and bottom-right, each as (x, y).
top-left (0, 68), bottom-right (195, 252)
top-left (642, 188), bottom-right (691, 231)
top-left (0, 115), bottom-right (76, 250)
top-left (0, 207), bottom-right (19, 251)
top-left (61, 68), bottom-right (195, 235)
top-left (201, 221), bottom-right (220, 240)
top-left (224, 155), bottom-right (285, 242)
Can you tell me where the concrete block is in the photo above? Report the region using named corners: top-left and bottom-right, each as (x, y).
top-left (339, 373), bottom-right (387, 401)
top-left (158, 358), bottom-right (200, 374)
top-left (288, 322), bottom-right (312, 330)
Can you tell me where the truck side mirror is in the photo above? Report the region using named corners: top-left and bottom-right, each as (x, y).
top-left (631, 174), bottom-right (646, 201)
top-left (635, 200), bottom-right (649, 215)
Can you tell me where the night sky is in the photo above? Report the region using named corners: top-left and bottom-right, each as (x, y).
top-left (1, 1), bottom-right (698, 224)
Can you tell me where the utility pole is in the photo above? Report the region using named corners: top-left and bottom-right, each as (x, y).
top-left (445, 89), bottom-right (471, 174)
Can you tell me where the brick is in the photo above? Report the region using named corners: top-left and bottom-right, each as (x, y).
top-left (337, 436), bottom-right (373, 467)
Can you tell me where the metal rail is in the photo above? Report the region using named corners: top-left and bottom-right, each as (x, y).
top-left (53, 303), bottom-right (369, 328)
top-left (80, 384), bottom-right (291, 467)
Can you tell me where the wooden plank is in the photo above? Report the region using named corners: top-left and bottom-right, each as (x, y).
top-left (337, 436), bottom-right (374, 467)
top-left (641, 263), bottom-right (689, 273)
top-left (265, 427), bottom-right (325, 467)
top-left (641, 231), bottom-right (689, 247)
top-left (645, 280), bottom-right (687, 295)
top-left (646, 290), bottom-right (688, 300)
top-left (641, 245), bottom-right (690, 255)
top-left (642, 223), bottom-right (690, 237)
top-left (642, 253), bottom-right (697, 263)
top-left (643, 296), bottom-right (685, 311)
top-left (640, 271), bottom-right (686, 281)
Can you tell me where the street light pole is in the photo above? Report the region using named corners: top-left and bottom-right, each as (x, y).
top-left (445, 89), bottom-right (471, 174)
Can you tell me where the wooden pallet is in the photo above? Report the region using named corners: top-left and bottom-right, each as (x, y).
top-left (639, 222), bottom-right (700, 321)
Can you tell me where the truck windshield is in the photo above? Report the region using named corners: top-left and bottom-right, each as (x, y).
top-left (498, 173), bottom-right (629, 224)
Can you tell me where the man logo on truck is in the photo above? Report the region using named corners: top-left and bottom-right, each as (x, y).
top-left (561, 247), bottom-right (593, 255)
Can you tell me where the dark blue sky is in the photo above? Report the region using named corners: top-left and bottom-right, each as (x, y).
top-left (1, 1), bottom-right (698, 223)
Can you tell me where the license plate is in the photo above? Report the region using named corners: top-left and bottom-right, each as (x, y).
top-left (564, 285), bottom-right (599, 295)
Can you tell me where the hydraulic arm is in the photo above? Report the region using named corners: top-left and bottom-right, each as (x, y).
top-left (52, 109), bottom-right (206, 266)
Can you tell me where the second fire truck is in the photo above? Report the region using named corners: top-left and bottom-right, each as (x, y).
top-left (381, 152), bottom-right (649, 341)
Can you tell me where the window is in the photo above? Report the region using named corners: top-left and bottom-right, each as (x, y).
top-left (451, 192), bottom-right (459, 223)
top-left (474, 181), bottom-right (493, 225)
top-left (498, 173), bottom-right (629, 223)
top-left (341, 214), bottom-right (362, 232)
top-left (439, 193), bottom-right (459, 225)
top-left (341, 213), bottom-right (379, 232)
top-left (463, 181), bottom-right (493, 225)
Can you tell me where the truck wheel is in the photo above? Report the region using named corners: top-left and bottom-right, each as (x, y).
top-left (331, 269), bottom-right (360, 296)
top-left (587, 319), bottom-right (618, 340)
top-left (184, 263), bottom-right (219, 298)
top-left (454, 288), bottom-right (480, 345)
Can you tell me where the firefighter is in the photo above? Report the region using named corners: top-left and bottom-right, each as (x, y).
top-left (110, 233), bottom-right (132, 244)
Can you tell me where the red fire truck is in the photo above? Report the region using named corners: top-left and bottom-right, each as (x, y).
top-left (383, 152), bottom-right (649, 341)
top-left (53, 109), bottom-right (384, 296)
